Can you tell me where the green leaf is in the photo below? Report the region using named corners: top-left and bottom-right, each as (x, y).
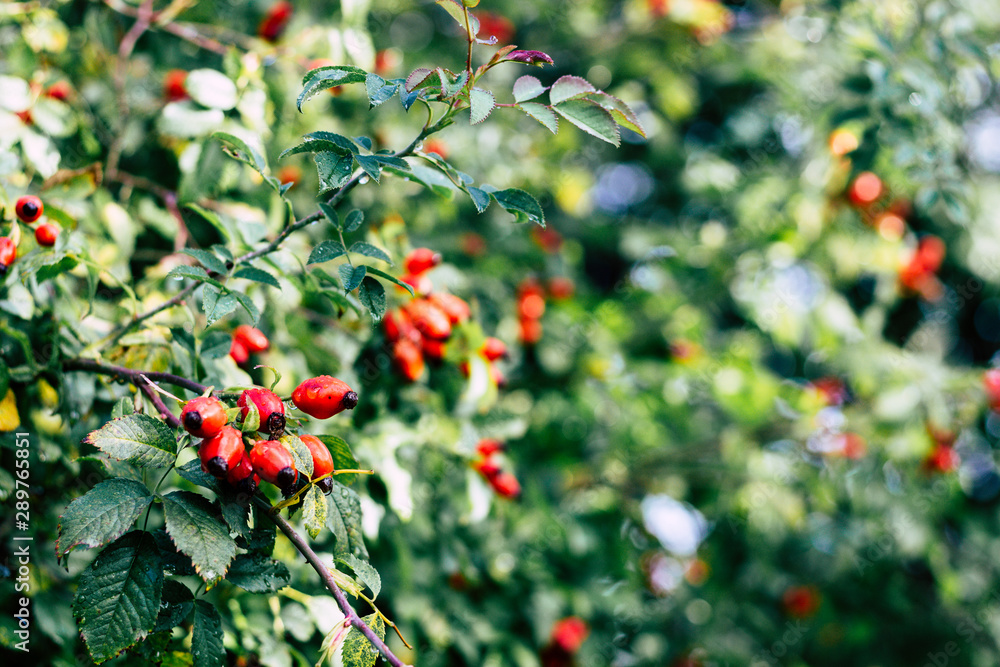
top-left (279, 434), bottom-right (314, 478)
top-left (553, 98), bottom-right (621, 146)
top-left (308, 240), bottom-right (347, 265)
top-left (488, 187), bottom-right (546, 226)
top-left (200, 331), bottom-right (232, 360)
top-left (218, 494), bottom-right (251, 538)
top-left (341, 614), bottom-right (385, 667)
top-left (516, 102), bottom-right (559, 134)
top-left (212, 131), bottom-right (266, 174)
top-left (314, 435), bottom-right (360, 486)
top-left (57, 479), bottom-right (152, 562)
top-left (434, 0), bottom-right (480, 35)
top-left (365, 73), bottom-right (400, 108)
top-left (357, 277), bottom-right (386, 321)
top-left (348, 242), bottom-right (391, 264)
top-left (363, 265), bottom-right (413, 296)
top-left (21, 252), bottom-right (78, 283)
top-left (306, 131), bottom-right (361, 153)
top-left (549, 74), bottom-right (597, 105)
top-left (298, 66), bottom-right (369, 111)
top-left (469, 87), bottom-right (495, 124)
top-left (513, 75), bottom-right (547, 103)
top-left (192, 601), bottom-right (225, 667)
top-left (279, 139), bottom-right (353, 159)
top-left (154, 580), bottom-right (194, 633)
top-left (73, 531), bottom-right (163, 664)
top-left (111, 397), bottom-right (134, 419)
top-left (315, 151), bottom-right (356, 194)
top-left (355, 154), bottom-right (382, 182)
top-left (466, 186), bottom-right (491, 213)
top-left (344, 209), bottom-right (365, 232)
top-left (233, 266), bottom-right (280, 289)
top-left (184, 204), bottom-right (231, 242)
top-left (327, 480), bottom-right (368, 558)
top-left (232, 292), bottom-right (260, 324)
top-left (181, 249), bottom-right (228, 275)
top-left (337, 554), bottom-right (382, 599)
top-left (240, 397), bottom-right (260, 433)
top-left (302, 485), bottom-right (328, 539)
top-left (372, 154), bottom-right (410, 170)
top-left (203, 288), bottom-right (239, 326)
top-left (586, 91), bottom-right (646, 137)
top-left (84, 414), bottom-right (177, 468)
top-left (161, 491), bottom-right (237, 581)
top-left (319, 202), bottom-right (340, 229)
top-left (340, 264), bottom-right (368, 292)
top-left (167, 265), bottom-right (226, 289)
top-left (174, 459), bottom-right (220, 492)
top-left (225, 553), bottom-right (290, 592)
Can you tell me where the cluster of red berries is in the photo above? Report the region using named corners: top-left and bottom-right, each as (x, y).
top-left (179, 376), bottom-right (358, 495)
top-left (229, 325), bottom-right (270, 366)
top-left (1, 196), bottom-right (59, 275)
top-left (471, 439), bottom-right (521, 499)
top-left (383, 248), bottom-right (508, 384)
top-left (540, 617), bottom-right (589, 667)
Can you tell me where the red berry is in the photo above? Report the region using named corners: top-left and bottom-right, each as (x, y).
top-left (45, 81), bottom-right (72, 101)
top-left (230, 338), bottom-right (249, 365)
top-left (15, 196), bottom-right (43, 223)
top-left (490, 471), bottom-right (521, 499)
top-left (163, 69), bottom-right (188, 102)
top-left (520, 318), bottom-right (542, 345)
top-left (0, 237), bottom-right (17, 275)
top-left (238, 388), bottom-right (286, 435)
top-left (481, 337), bottom-right (508, 361)
top-left (249, 439), bottom-right (298, 492)
top-left (473, 457), bottom-right (502, 479)
top-left (548, 276), bottom-right (575, 300)
top-left (985, 369), bottom-right (1000, 408)
top-left (475, 11), bottom-right (515, 43)
top-left (518, 293), bottom-right (546, 320)
top-left (233, 325), bottom-right (269, 354)
top-left (34, 223), bottom-right (58, 247)
top-left (299, 434), bottom-right (335, 493)
top-left (198, 426), bottom-right (245, 478)
top-left (811, 377), bottom-right (847, 406)
top-left (531, 226), bottom-right (563, 254)
top-left (404, 247), bottom-right (442, 275)
top-left (405, 299), bottom-right (452, 340)
top-left (489, 363), bottom-right (506, 388)
top-left (258, 1), bottom-right (293, 42)
top-left (782, 585), bottom-right (821, 619)
top-left (550, 617), bottom-right (589, 654)
top-left (427, 292), bottom-right (471, 324)
top-left (225, 451), bottom-right (260, 496)
top-left (393, 339), bottom-right (425, 382)
top-left (422, 337), bottom-right (446, 362)
top-left (383, 309), bottom-right (420, 343)
top-left (924, 444), bottom-right (959, 473)
top-left (181, 396), bottom-right (228, 438)
top-left (422, 139), bottom-right (449, 159)
top-left (847, 171), bottom-right (883, 207)
top-left (291, 375), bottom-right (358, 419)
top-left (476, 439), bottom-right (505, 457)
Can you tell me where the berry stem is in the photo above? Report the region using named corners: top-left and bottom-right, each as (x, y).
top-left (252, 496), bottom-right (412, 667)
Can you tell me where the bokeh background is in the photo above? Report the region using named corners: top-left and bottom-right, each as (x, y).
top-left (4, 0), bottom-right (1000, 665)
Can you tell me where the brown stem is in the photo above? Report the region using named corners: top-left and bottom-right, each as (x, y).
top-left (64, 358), bottom-right (209, 395)
top-left (253, 497), bottom-right (411, 667)
top-left (101, 281), bottom-right (200, 347)
top-left (139, 378), bottom-right (182, 428)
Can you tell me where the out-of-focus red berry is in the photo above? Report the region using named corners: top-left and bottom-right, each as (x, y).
top-left (45, 81), bottom-right (72, 101)
top-left (404, 248), bottom-right (442, 275)
top-left (461, 232), bottom-right (487, 257)
top-left (163, 69), bottom-right (188, 102)
top-left (393, 339), bottom-right (425, 382)
top-left (520, 318), bottom-right (542, 345)
top-left (782, 585), bottom-right (821, 619)
top-left (475, 12), bottom-right (515, 43)
top-left (811, 377), bottom-right (847, 406)
top-left (230, 338), bottom-right (250, 365)
top-left (531, 226), bottom-right (563, 254)
top-left (985, 369), bottom-right (1000, 409)
top-left (233, 325), bottom-right (269, 354)
top-left (847, 171), bottom-right (883, 207)
top-left (399, 272), bottom-right (433, 296)
top-left (518, 293), bottom-right (546, 320)
top-left (258, 1), bottom-right (293, 42)
top-left (0, 237), bottom-right (17, 275)
top-left (34, 223), bottom-right (58, 247)
top-left (481, 337), bottom-right (508, 361)
top-left (548, 276), bottom-right (575, 300)
top-left (923, 444), bottom-right (959, 473)
top-left (490, 471), bottom-right (521, 498)
top-left (427, 292), bottom-right (470, 324)
top-left (422, 139), bottom-right (449, 159)
top-left (550, 617), bottom-right (589, 654)
top-left (476, 439), bottom-right (505, 457)
top-left (406, 299), bottom-right (452, 340)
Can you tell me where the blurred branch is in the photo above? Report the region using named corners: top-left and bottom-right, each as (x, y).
top-left (106, 0), bottom-right (155, 181)
top-left (254, 496), bottom-right (412, 667)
